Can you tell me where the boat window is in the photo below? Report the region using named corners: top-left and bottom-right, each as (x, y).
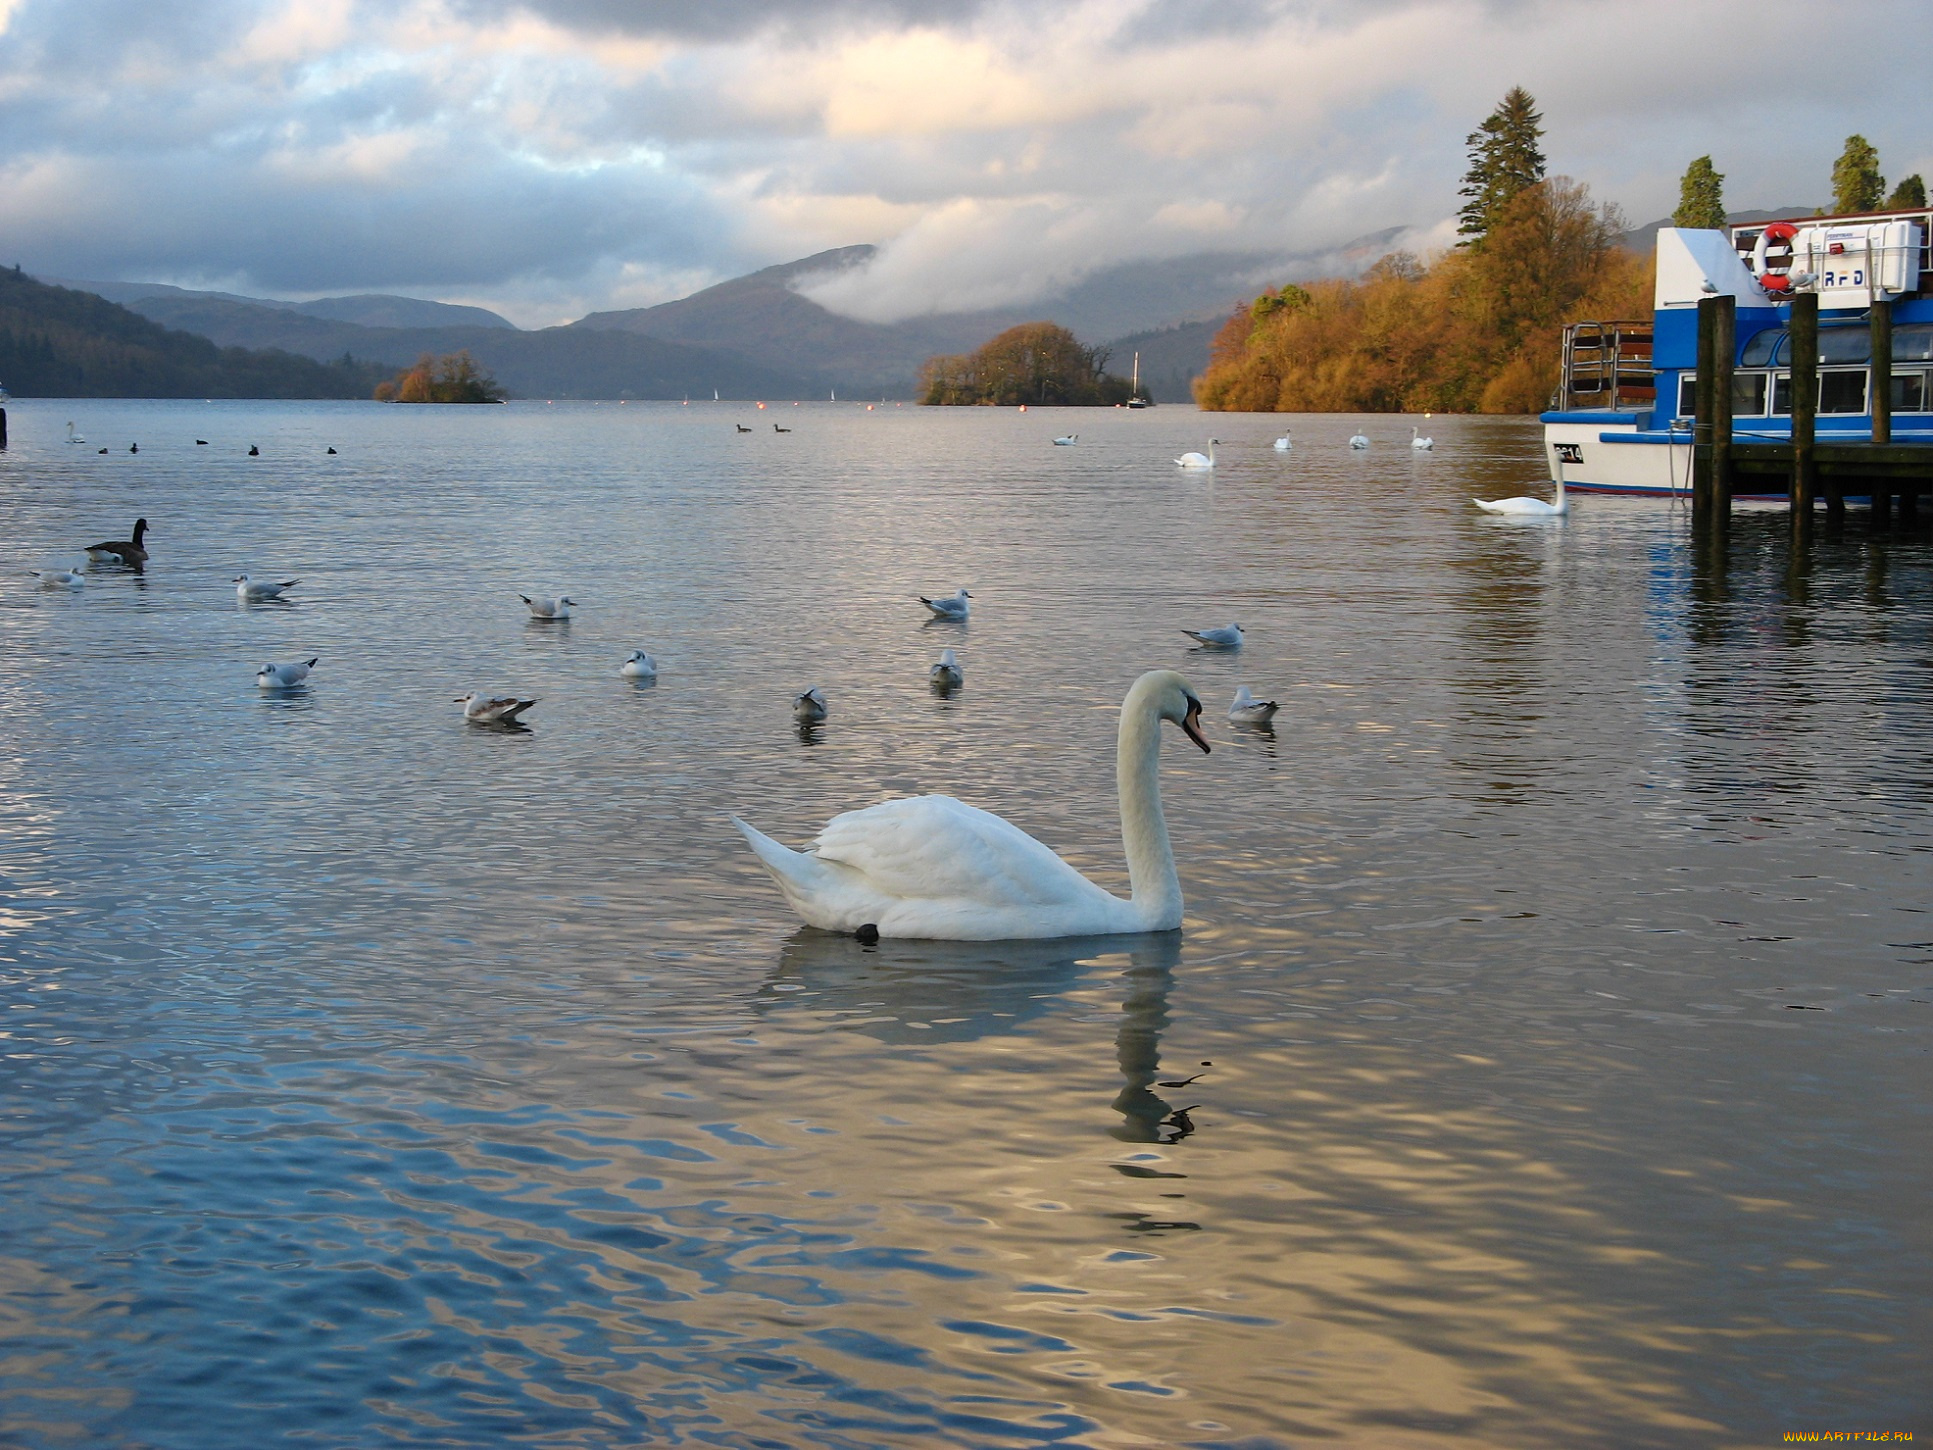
top-left (1676, 374), bottom-right (1695, 417)
top-left (1732, 372), bottom-right (1769, 415)
top-left (1772, 373), bottom-right (1790, 415)
top-left (1893, 370), bottom-right (1928, 413)
top-left (1742, 322), bottom-right (1933, 367)
top-left (1819, 369), bottom-right (1868, 414)
top-left (1893, 324), bottom-right (1933, 363)
top-left (1741, 329), bottom-right (1782, 366)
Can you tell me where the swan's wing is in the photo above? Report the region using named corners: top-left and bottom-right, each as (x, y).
top-left (810, 795), bottom-right (1102, 908)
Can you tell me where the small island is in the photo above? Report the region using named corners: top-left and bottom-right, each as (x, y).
top-left (374, 350), bottom-right (507, 403)
top-left (920, 322), bottom-right (1130, 406)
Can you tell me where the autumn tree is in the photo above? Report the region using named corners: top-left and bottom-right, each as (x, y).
top-left (1831, 135), bottom-right (1885, 214)
top-left (1887, 173), bottom-right (1926, 209)
top-left (919, 322), bottom-right (1129, 406)
top-left (1457, 87), bottom-right (1547, 241)
top-left (374, 350), bottom-right (506, 403)
top-left (1673, 156), bottom-right (1726, 229)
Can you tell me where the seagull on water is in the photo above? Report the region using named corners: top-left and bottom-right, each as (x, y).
top-left (930, 649), bottom-right (963, 688)
top-left (793, 687), bottom-right (827, 723)
top-left (919, 589), bottom-right (971, 621)
top-left (521, 594), bottom-right (575, 620)
top-left (1182, 623), bottom-right (1244, 649)
top-left (620, 650), bottom-right (658, 679)
top-left (31, 568), bottom-right (85, 589)
top-left (457, 693), bottom-right (537, 724)
top-left (1228, 685), bottom-right (1279, 724)
top-left (236, 575), bottom-right (299, 602)
top-left (256, 658), bottom-right (317, 689)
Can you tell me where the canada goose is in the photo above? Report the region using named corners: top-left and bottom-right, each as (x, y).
top-left (86, 518), bottom-right (149, 567)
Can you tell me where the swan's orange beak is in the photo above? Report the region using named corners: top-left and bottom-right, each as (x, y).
top-left (1181, 700), bottom-right (1210, 753)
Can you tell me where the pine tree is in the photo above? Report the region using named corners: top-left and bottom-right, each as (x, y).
top-left (1886, 173), bottom-right (1926, 209)
top-left (1831, 135), bottom-right (1885, 214)
top-left (1672, 156), bottom-right (1726, 229)
top-left (1457, 87), bottom-right (1547, 241)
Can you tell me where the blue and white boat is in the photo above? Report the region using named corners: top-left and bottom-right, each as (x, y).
top-left (1543, 208), bottom-right (1932, 497)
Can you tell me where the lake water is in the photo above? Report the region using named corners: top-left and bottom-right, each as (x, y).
top-left (1, 398), bottom-right (1927, 1448)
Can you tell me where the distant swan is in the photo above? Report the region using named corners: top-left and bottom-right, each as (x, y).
top-left (793, 687), bottom-right (827, 722)
top-left (521, 594), bottom-right (575, 620)
top-left (734, 670), bottom-right (1210, 940)
top-left (256, 657), bottom-right (317, 689)
top-left (1182, 623), bottom-right (1243, 649)
top-left (1474, 466), bottom-right (1568, 517)
top-left (1410, 427), bottom-right (1434, 450)
top-left (1228, 685), bottom-right (1278, 724)
top-left (1348, 432), bottom-right (1369, 449)
top-left (457, 692), bottom-right (537, 724)
top-left (86, 517), bottom-right (149, 566)
top-left (920, 589), bottom-right (971, 621)
top-left (620, 650), bottom-right (658, 679)
top-left (930, 648), bottom-right (963, 688)
top-left (66, 421), bottom-right (86, 444)
top-left (1176, 440), bottom-right (1218, 469)
top-left (235, 575), bottom-right (298, 602)
top-left (1273, 433), bottom-right (1292, 451)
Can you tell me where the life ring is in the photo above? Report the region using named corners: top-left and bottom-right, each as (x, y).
top-left (1752, 222), bottom-right (1800, 293)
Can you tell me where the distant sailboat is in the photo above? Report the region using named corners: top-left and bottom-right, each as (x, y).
top-left (830, 388), bottom-right (837, 402)
top-left (714, 389), bottom-right (720, 402)
top-left (1127, 352), bottom-right (1151, 409)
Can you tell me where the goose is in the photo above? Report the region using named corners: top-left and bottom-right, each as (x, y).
top-left (736, 424), bottom-right (752, 433)
top-left (1182, 623), bottom-right (1243, 650)
top-left (930, 648), bottom-right (963, 688)
top-left (1053, 434), bottom-right (1078, 446)
top-left (235, 575), bottom-right (299, 602)
top-left (31, 569), bottom-right (85, 589)
top-left (734, 669), bottom-right (1210, 940)
top-left (66, 422), bottom-right (86, 444)
top-left (520, 594), bottom-right (575, 620)
top-left (1272, 433), bottom-right (1292, 451)
top-left (247, 445), bottom-right (259, 456)
top-left (457, 692), bottom-right (537, 724)
top-left (256, 657), bottom-right (317, 689)
top-left (326, 447), bottom-right (337, 455)
top-left (1410, 426), bottom-right (1434, 450)
top-left (196, 439), bottom-right (208, 445)
top-left (97, 447), bottom-right (107, 454)
top-left (1348, 431), bottom-right (1370, 449)
top-left (1474, 463), bottom-right (1568, 517)
top-left (1227, 685), bottom-right (1278, 724)
top-left (919, 589), bottom-right (971, 621)
top-left (1175, 440), bottom-right (1218, 469)
top-left (86, 517), bottom-right (149, 566)
top-left (793, 687), bottom-right (827, 723)
top-left (620, 650), bottom-right (658, 679)
top-left (773, 423), bottom-right (791, 433)
top-left (128, 443), bottom-right (138, 454)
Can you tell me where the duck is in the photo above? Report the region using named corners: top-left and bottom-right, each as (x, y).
top-left (930, 648), bottom-right (963, 688)
top-left (128, 443), bottom-right (138, 454)
top-left (1175, 440), bottom-right (1218, 469)
top-left (1474, 466), bottom-right (1568, 517)
top-left (31, 569), bottom-right (85, 589)
top-left (86, 517), bottom-right (149, 567)
top-left (520, 594), bottom-right (575, 620)
top-left (1348, 431), bottom-right (1370, 449)
top-left (326, 447), bottom-right (337, 455)
top-left (1272, 433), bottom-right (1292, 451)
top-left (1410, 426), bottom-right (1434, 450)
top-left (235, 575), bottom-right (299, 602)
top-left (256, 657), bottom-right (317, 689)
top-left (457, 692), bottom-right (537, 724)
top-left (1227, 685), bottom-right (1278, 724)
top-left (620, 650), bottom-right (658, 679)
top-left (919, 589), bottom-right (971, 621)
top-left (247, 445), bottom-right (259, 456)
top-left (1182, 623), bottom-right (1243, 649)
top-left (734, 669), bottom-right (1210, 940)
top-left (793, 687), bottom-right (827, 723)
top-left (1053, 434), bottom-right (1078, 446)
top-left (195, 439), bottom-right (209, 446)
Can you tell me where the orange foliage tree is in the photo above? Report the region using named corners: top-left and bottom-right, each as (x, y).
top-left (374, 350), bottom-right (506, 403)
top-left (1195, 179), bottom-right (1652, 414)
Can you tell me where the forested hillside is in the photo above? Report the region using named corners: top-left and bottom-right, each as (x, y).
top-left (0, 267), bottom-right (393, 398)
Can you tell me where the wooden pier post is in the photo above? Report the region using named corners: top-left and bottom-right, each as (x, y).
top-left (1712, 294), bottom-right (1735, 529)
top-left (1789, 292), bottom-right (1818, 535)
top-left (1692, 296), bottom-right (1716, 518)
top-left (0, 407), bottom-right (8, 451)
top-left (1872, 299), bottom-right (1893, 446)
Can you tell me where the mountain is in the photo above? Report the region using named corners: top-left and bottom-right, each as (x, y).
top-left (1619, 206), bottom-right (1822, 255)
top-left (0, 266), bottom-right (393, 398)
top-left (50, 278), bottom-right (516, 330)
top-left (1101, 319), bottom-right (1222, 403)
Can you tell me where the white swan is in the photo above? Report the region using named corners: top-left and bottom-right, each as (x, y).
top-left (257, 657), bottom-right (317, 689)
top-left (457, 692), bottom-right (537, 724)
top-left (1474, 463), bottom-right (1568, 516)
top-left (1410, 427), bottom-right (1434, 450)
top-left (1273, 433), bottom-right (1292, 451)
top-left (794, 687), bottom-right (827, 723)
top-left (1182, 623), bottom-right (1243, 649)
top-left (66, 421), bottom-right (86, 444)
top-left (1176, 440), bottom-right (1218, 469)
top-left (620, 650), bottom-right (658, 679)
top-left (1053, 434), bottom-right (1078, 446)
top-left (1228, 685), bottom-right (1278, 724)
top-left (31, 569), bottom-right (85, 589)
top-left (930, 649), bottom-right (963, 688)
top-left (734, 669), bottom-right (1210, 940)
top-left (521, 594), bottom-right (575, 620)
top-left (235, 575), bottom-right (299, 602)
top-left (919, 589), bottom-right (971, 621)
top-left (1348, 432), bottom-right (1370, 449)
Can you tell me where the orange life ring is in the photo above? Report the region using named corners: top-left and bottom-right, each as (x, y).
top-left (1751, 222), bottom-right (1800, 293)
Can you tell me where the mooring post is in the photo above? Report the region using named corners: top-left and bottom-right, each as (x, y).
top-left (1789, 292), bottom-right (1818, 535)
top-left (1871, 298), bottom-right (1894, 446)
top-left (0, 407), bottom-right (8, 451)
top-left (1712, 294), bottom-right (1735, 529)
top-left (1692, 296), bottom-right (1716, 520)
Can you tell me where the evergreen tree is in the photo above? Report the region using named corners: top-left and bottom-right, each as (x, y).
top-left (1457, 87), bottom-right (1547, 241)
top-left (1831, 135), bottom-right (1885, 214)
top-left (1886, 173), bottom-right (1926, 209)
top-left (1672, 156), bottom-right (1727, 229)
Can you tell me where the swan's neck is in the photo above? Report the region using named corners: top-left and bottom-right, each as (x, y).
top-left (1118, 702), bottom-right (1181, 928)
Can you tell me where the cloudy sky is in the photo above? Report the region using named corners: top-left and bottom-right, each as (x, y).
top-left (2, 0), bottom-right (1928, 326)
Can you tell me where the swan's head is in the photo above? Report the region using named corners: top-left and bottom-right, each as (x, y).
top-left (1131, 670), bottom-right (1211, 753)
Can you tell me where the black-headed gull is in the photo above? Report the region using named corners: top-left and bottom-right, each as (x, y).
top-left (930, 649), bottom-right (963, 688)
top-left (521, 594), bottom-right (575, 620)
top-left (236, 575), bottom-right (299, 602)
top-left (31, 569), bottom-right (85, 589)
top-left (257, 658), bottom-right (317, 689)
top-left (919, 589), bottom-right (971, 621)
top-left (457, 692), bottom-right (537, 724)
top-left (1182, 623), bottom-right (1244, 649)
top-left (793, 687), bottom-right (827, 722)
top-left (1228, 685), bottom-right (1278, 724)
top-left (620, 650), bottom-right (658, 679)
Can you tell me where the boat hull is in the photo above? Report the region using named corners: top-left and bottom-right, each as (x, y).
top-left (1542, 413), bottom-right (1787, 500)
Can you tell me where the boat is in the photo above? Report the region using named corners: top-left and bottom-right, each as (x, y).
top-left (1127, 351), bottom-right (1152, 409)
top-left (1543, 205), bottom-right (1933, 496)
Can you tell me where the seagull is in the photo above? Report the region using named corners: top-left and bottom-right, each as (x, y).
top-left (620, 650), bottom-right (658, 679)
top-left (793, 687), bottom-right (828, 723)
top-left (919, 589), bottom-right (971, 621)
top-left (457, 692), bottom-right (537, 724)
top-left (1699, 279), bottom-right (1720, 295)
top-left (1182, 623), bottom-right (1244, 649)
top-left (930, 649), bottom-right (963, 688)
top-left (1228, 685), bottom-right (1278, 724)
top-left (1410, 426), bottom-right (1434, 450)
top-left (31, 569), bottom-right (85, 589)
top-left (256, 657), bottom-right (317, 689)
top-left (1053, 434), bottom-right (1078, 445)
top-left (86, 517), bottom-right (149, 566)
top-left (1273, 433), bottom-right (1292, 451)
top-left (1348, 432), bottom-right (1370, 449)
top-left (1175, 440), bottom-right (1218, 469)
top-left (235, 575), bottom-right (299, 602)
top-left (520, 594), bottom-right (575, 620)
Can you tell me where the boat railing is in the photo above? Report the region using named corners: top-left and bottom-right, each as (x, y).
top-left (1558, 320), bottom-right (1654, 410)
